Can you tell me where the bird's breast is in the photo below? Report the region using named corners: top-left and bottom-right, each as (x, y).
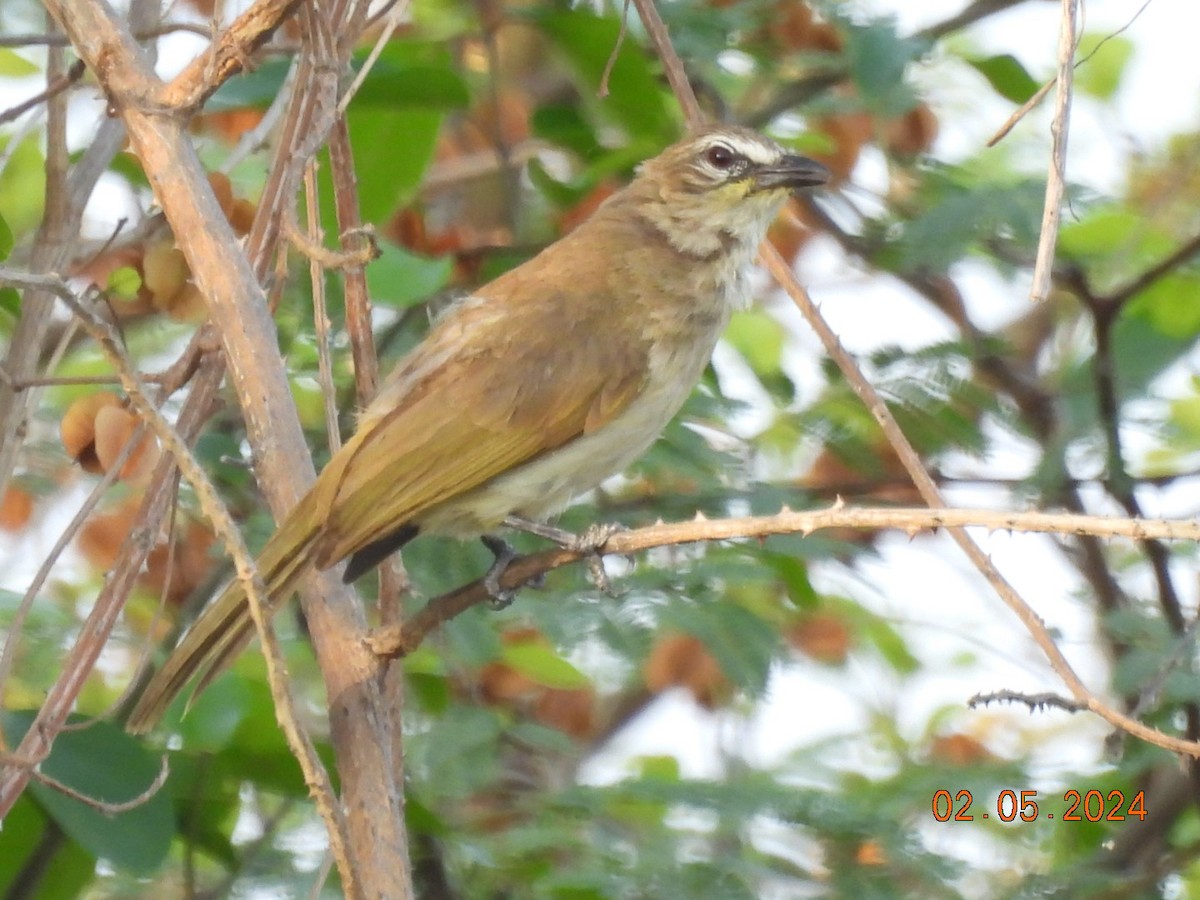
top-left (416, 329), bottom-right (722, 536)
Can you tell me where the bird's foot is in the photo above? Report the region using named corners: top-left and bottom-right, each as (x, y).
top-left (479, 535), bottom-right (547, 608)
top-left (570, 523), bottom-right (628, 596)
top-left (503, 516), bottom-right (626, 596)
top-left (480, 535), bottom-right (520, 609)
top-left (568, 522), bottom-right (627, 554)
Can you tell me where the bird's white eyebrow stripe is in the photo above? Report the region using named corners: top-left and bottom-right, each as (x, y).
top-left (700, 133), bottom-right (779, 165)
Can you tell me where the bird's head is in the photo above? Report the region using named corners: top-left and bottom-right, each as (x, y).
top-left (628, 126), bottom-right (830, 259)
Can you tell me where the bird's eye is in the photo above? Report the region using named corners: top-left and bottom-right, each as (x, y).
top-left (705, 144), bottom-right (736, 170)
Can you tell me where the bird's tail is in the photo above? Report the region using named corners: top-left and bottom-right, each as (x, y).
top-left (126, 493), bottom-right (322, 734)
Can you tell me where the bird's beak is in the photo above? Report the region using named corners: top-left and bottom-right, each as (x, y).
top-left (751, 155), bottom-right (831, 193)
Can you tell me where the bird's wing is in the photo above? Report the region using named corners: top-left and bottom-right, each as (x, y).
top-left (308, 294), bottom-right (651, 568)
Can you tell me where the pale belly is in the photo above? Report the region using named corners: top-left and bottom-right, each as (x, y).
top-left (415, 341), bottom-right (714, 536)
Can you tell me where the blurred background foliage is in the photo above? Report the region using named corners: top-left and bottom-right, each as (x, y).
top-left (3, 0), bottom-right (1200, 896)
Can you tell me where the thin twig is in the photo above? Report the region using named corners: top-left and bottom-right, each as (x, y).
top-left (987, 78), bottom-right (1055, 148)
top-left (0, 60), bottom-right (85, 127)
top-left (0, 426), bottom-right (129, 702)
top-left (988, 0), bottom-right (1153, 147)
top-left (29, 753), bottom-right (170, 813)
top-left (0, 17), bottom-right (77, 581)
top-left (0, 22), bottom-right (214, 47)
top-left (324, 21), bottom-right (411, 769)
top-left (1103, 230), bottom-right (1200, 308)
top-left (364, 0), bottom-right (404, 31)
top-left (0, 267), bottom-right (353, 882)
top-left (371, 500), bottom-right (1200, 656)
top-left (629, 0), bottom-right (702, 128)
top-left (306, 852), bottom-right (337, 900)
top-left (335, 0), bottom-right (410, 116)
top-left (303, 161), bottom-right (342, 452)
top-left (0, 345), bottom-right (217, 821)
top-left (162, 0), bottom-right (305, 110)
top-left (222, 59), bottom-right (298, 172)
top-left (1029, 0), bottom-right (1079, 302)
top-left (626, 0), bottom-right (1200, 761)
top-left (285, 216), bottom-right (377, 269)
top-left (599, 0), bottom-right (631, 99)
top-left (9, 373), bottom-right (126, 387)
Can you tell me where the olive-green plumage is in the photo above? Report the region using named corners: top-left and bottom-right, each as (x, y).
top-left (126, 126), bottom-right (828, 733)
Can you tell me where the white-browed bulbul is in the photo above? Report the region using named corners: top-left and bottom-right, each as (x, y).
top-left (126, 125), bottom-right (830, 733)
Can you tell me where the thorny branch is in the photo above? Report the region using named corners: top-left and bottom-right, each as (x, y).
top-left (372, 500), bottom-right (1200, 757)
top-left (626, 0), bottom-right (1200, 761)
top-left (26, 0), bottom-right (409, 893)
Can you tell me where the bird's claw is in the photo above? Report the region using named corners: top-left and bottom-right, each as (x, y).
top-left (567, 522), bottom-right (627, 555)
top-left (568, 523), bottom-right (628, 597)
top-left (481, 535), bottom-right (519, 609)
top-left (498, 518), bottom-right (629, 596)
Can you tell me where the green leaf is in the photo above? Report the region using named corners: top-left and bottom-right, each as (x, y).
top-left (2, 711), bottom-right (174, 874)
top-left (1124, 273), bottom-right (1200, 339)
top-left (0, 48), bottom-right (40, 76)
top-left (843, 17), bottom-right (921, 116)
top-left (0, 796), bottom-right (95, 897)
top-left (176, 673), bottom-right (255, 752)
top-left (0, 134), bottom-right (45, 236)
top-left (966, 54), bottom-right (1040, 104)
top-left (407, 705), bottom-right (505, 796)
top-left (657, 0), bottom-right (762, 63)
top-left (351, 61), bottom-right (469, 108)
top-left (893, 176), bottom-right (1044, 272)
top-left (638, 755), bottom-right (681, 781)
top-left (502, 641), bottom-right (592, 690)
top-left (106, 265), bottom-right (142, 299)
top-left (537, 9), bottom-right (678, 143)
top-left (332, 107), bottom-right (442, 223)
top-left (724, 310), bottom-right (785, 379)
top-left (1110, 313), bottom-right (1197, 396)
top-left (854, 609), bottom-right (920, 674)
top-left (0, 210), bottom-right (12, 260)
top-left (160, 756), bottom-right (240, 869)
top-left (1055, 314), bottom-right (1195, 442)
top-left (108, 151), bottom-right (151, 189)
top-left (367, 244), bottom-right (453, 308)
top-left (349, 41), bottom-right (470, 110)
top-left (206, 56), bottom-right (291, 110)
top-left (1162, 670), bottom-right (1200, 704)
top-left (532, 104), bottom-right (603, 159)
top-left (1058, 207), bottom-right (1143, 258)
top-left (762, 552), bottom-right (818, 609)
top-left (0, 287), bottom-right (18, 319)
top-left (211, 46), bottom-right (468, 113)
top-left (1075, 33), bottom-right (1134, 100)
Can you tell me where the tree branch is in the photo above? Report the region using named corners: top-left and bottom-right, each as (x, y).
top-left (1029, 0), bottom-right (1078, 302)
top-left (626, 0), bottom-right (1198, 763)
top-left (370, 501), bottom-right (1200, 654)
top-left (38, 0), bottom-right (411, 893)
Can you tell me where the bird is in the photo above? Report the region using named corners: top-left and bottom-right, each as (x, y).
top-left (125, 124), bottom-right (829, 733)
